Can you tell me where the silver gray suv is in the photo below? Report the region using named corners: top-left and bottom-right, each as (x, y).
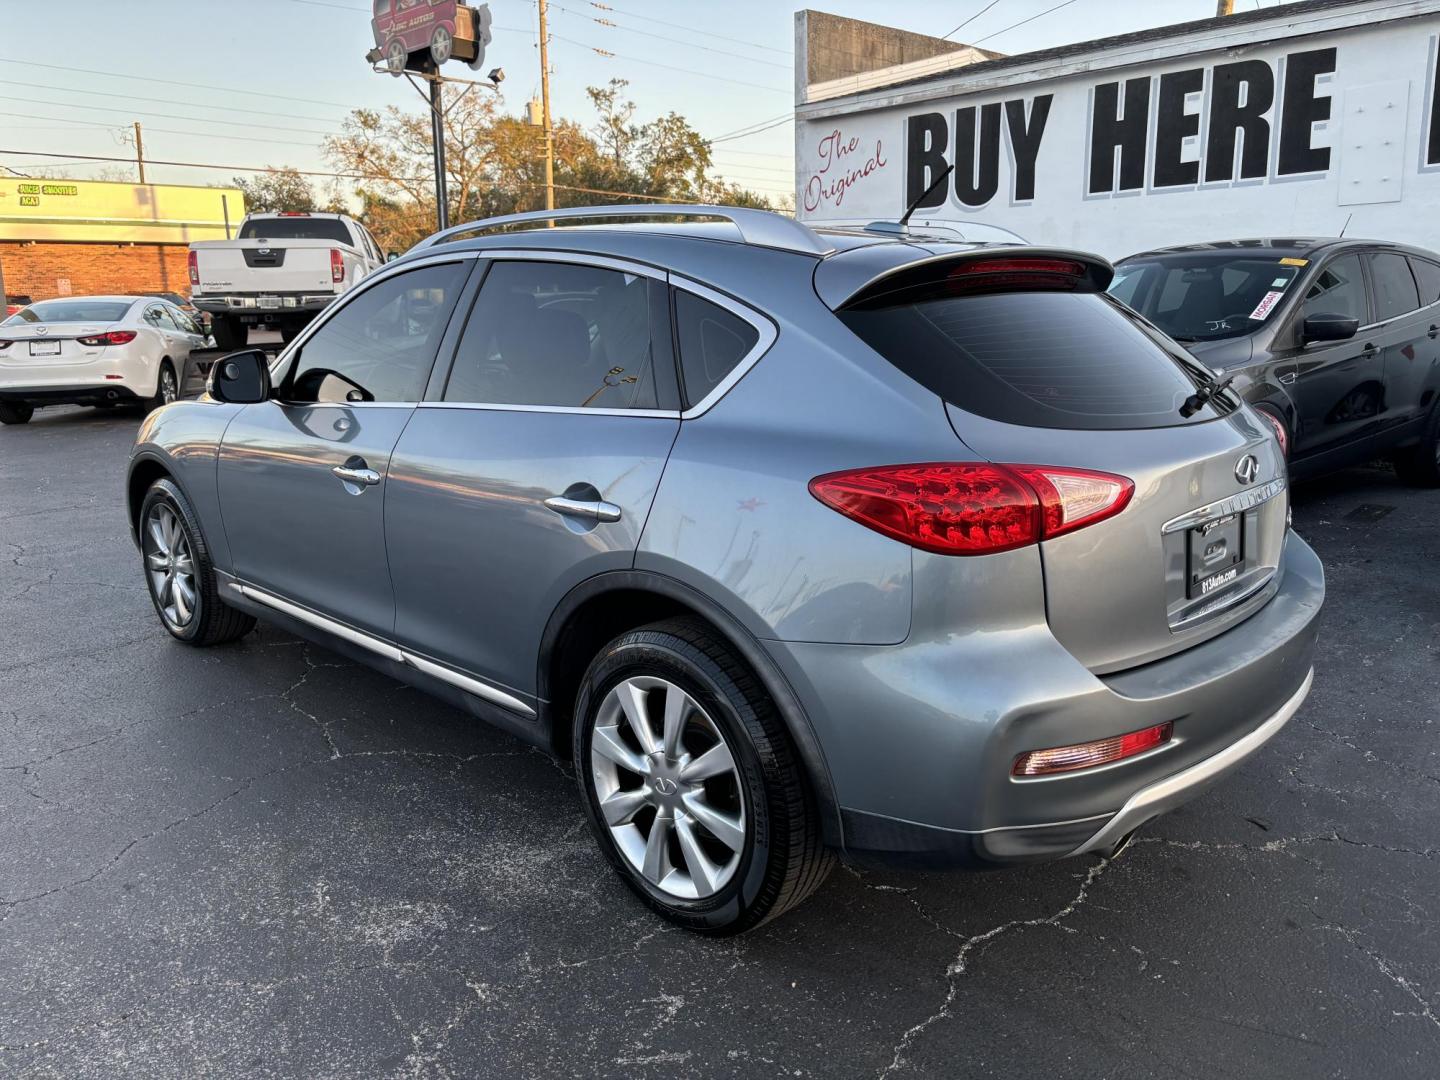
top-left (127, 206), bottom-right (1324, 933)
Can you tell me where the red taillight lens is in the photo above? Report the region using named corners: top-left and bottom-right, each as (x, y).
top-left (1013, 722), bottom-right (1174, 777)
top-left (188, 250), bottom-right (199, 286)
top-left (1255, 408), bottom-right (1288, 458)
top-left (809, 462), bottom-right (1133, 556)
top-left (330, 248), bottom-right (344, 284)
top-left (947, 258), bottom-right (1086, 294)
top-left (951, 258), bottom-right (1085, 277)
top-left (78, 330), bottom-right (138, 347)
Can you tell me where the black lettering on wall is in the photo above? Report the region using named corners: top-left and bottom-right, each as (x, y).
top-left (1089, 77), bottom-right (1150, 195)
top-left (1205, 60), bottom-right (1274, 182)
top-left (954, 103), bottom-right (1002, 207)
top-left (906, 112), bottom-right (950, 207)
top-left (1153, 68), bottom-right (1204, 187)
top-left (1278, 47), bottom-right (1335, 175)
top-left (1005, 95), bottom-right (1052, 201)
top-left (1430, 39), bottom-right (1440, 166)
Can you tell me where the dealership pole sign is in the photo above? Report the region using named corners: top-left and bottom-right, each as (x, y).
top-left (367, 1), bottom-right (493, 76)
top-left (796, 18), bottom-right (1440, 257)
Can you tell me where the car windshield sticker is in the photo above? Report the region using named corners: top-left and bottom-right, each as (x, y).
top-left (1279, 257), bottom-right (1309, 267)
top-left (1272, 277), bottom-right (1291, 288)
top-left (1249, 290), bottom-right (1285, 320)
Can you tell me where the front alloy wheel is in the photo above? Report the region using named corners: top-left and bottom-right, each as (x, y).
top-left (590, 676), bottom-right (746, 900)
top-left (144, 501), bottom-right (198, 631)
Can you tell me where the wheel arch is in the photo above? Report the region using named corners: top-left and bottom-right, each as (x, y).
top-left (538, 570), bottom-right (844, 847)
top-left (126, 451), bottom-right (178, 542)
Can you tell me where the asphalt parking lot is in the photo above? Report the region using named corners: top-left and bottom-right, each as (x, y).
top-left (2, 395), bottom-right (1437, 1079)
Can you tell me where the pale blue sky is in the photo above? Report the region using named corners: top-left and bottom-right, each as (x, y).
top-left (0, 0), bottom-right (1294, 202)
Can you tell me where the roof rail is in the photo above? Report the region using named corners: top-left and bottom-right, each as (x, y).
top-left (410, 204), bottom-right (835, 256)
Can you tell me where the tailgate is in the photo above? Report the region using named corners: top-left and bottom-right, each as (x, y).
top-left (193, 241), bottom-right (337, 295)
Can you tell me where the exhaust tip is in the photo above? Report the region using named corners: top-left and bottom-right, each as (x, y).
top-left (1108, 828), bottom-right (1140, 860)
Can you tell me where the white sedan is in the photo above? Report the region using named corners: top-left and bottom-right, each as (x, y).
top-left (0, 295), bottom-right (208, 425)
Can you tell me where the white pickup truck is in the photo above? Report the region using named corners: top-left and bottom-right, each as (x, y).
top-left (188, 212), bottom-right (387, 350)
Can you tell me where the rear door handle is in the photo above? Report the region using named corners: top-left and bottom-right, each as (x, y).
top-left (1429, 325), bottom-right (1438, 339)
top-left (544, 495), bottom-right (621, 523)
top-left (1360, 343), bottom-right (1379, 357)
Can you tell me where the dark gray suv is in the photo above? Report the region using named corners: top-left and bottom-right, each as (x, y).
top-left (127, 206), bottom-right (1324, 933)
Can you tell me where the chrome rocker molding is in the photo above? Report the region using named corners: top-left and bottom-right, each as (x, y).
top-left (1071, 667), bottom-right (1315, 856)
top-left (228, 583), bottom-right (535, 718)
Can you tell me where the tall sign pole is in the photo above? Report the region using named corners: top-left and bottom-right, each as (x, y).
top-left (1216, 0), bottom-right (1234, 15)
top-left (429, 74), bottom-right (449, 230)
top-left (538, 0), bottom-right (555, 211)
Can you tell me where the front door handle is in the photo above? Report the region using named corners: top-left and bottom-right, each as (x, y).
top-left (332, 458), bottom-right (381, 489)
top-left (1360, 342), bottom-right (1379, 357)
top-left (544, 494), bottom-right (621, 523)
top-left (1429, 325), bottom-right (1438, 339)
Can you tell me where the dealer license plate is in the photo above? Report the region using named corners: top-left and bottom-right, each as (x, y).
top-left (1187, 513), bottom-right (1245, 599)
top-left (29, 340), bottom-right (61, 357)
top-left (258, 296), bottom-right (281, 310)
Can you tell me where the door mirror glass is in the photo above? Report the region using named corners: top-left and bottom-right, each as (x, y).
top-left (386, 251), bottom-right (400, 263)
top-left (1302, 312), bottom-right (1360, 344)
top-left (208, 348), bottom-right (272, 404)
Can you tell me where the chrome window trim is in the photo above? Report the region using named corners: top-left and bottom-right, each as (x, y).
top-left (463, 248), bottom-right (667, 281)
top-left (668, 274), bottom-right (778, 419)
top-left (228, 582), bottom-right (535, 718)
top-left (418, 402), bottom-right (679, 418)
top-left (1161, 478), bottom-right (1287, 534)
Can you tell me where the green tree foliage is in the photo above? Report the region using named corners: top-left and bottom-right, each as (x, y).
top-left (323, 80), bottom-right (778, 254)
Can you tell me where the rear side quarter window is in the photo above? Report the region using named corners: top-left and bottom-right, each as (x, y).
top-left (673, 290), bottom-right (760, 409)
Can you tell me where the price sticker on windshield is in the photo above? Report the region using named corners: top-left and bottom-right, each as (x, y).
top-left (1249, 290), bottom-right (1285, 321)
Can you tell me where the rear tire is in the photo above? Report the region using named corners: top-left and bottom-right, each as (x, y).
top-left (212, 315), bottom-right (243, 352)
top-left (573, 617), bottom-right (833, 934)
top-left (139, 478), bottom-right (256, 646)
top-left (145, 361), bottom-right (178, 413)
top-left (0, 402), bottom-right (33, 425)
top-left (1393, 402), bottom-right (1440, 487)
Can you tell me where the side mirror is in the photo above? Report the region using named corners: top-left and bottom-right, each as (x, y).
top-left (208, 348), bottom-right (272, 404)
top-left (1302, 312), bottom-right (1359, 345)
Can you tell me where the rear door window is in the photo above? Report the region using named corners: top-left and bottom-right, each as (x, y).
top-left (444, 260), bottom-right (667, 410)
top-left (1369, 253), bottom-right (1421, 322)
top-left (839, 290), bottom-right (1221, 430)
top-left (673, 291), bottom-right (760, 407)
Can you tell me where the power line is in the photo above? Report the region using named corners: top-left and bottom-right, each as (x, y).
top-left (709, 117), bottom-right (793, 144)
top-left (712, 112), bottom-right (793, 141)
top-left (972, 0), bottom-right (1083, 45)
top-left (583, 2), bottom-right (791, 55)
top-left (281, 0), bottom-right (528, 32)
top-left (549, 2), bottom-right (790, 69)
top-left (549, 34), bottom-right (789, 93)
top-left (0, 111), bottom-right (326, 149)
top-left (943, 0), bottom-right (1006, 41)
top-left (0, 95), bottom-right (338, 139)
top-left (0, 78), bottom-right (345, 126)
top-left (0, 147), bottom-right (427, 182)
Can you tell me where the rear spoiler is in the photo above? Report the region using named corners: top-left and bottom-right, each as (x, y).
top-left (815, 245), bottom-right (1114, 310)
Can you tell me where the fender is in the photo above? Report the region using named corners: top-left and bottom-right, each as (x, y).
top-left (537, 569), bottom-right (845, 848)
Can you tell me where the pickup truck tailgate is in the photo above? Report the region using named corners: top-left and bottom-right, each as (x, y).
top-left (192, 239), bottom-right (338, 295)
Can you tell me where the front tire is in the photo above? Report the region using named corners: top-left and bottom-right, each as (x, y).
top-left (1393, 402), bottom-right (1440, 487)
top-left (0, 402), bottom-right (33, 425)
top-left (574, 617), bottom-right (833, 934)
top-left (140, 478), bottom-right (256, 646)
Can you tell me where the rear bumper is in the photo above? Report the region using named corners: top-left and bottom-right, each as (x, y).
top-left (765, 531), bottom-right (1324, 869)
top-left (194, 293), bottom-right (336, 316)
top-left (0, 384), bottom-right (143, 406)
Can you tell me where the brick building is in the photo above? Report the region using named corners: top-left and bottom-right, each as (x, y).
top-left (0, 178), bottom-right (244, 304)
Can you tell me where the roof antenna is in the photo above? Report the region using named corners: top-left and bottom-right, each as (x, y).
top-left (866, 164), bottom-right (954, 236)
top-left (1339, 212), bottom-right (1353, 238)
top-left (898, 163), bottom-right (955, 229)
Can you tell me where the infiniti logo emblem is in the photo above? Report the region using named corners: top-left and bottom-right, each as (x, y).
top-left (653, 777), bottom-right (678, 796)
top-left (1234, 454), bottom-right (1259, 486)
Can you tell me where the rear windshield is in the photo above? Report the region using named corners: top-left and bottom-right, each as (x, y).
top-left (4, 300), bottom-right (132, 324)
top-left (839, 291), bottom-right (1225, 430)
top-left (238, 217), bottom-right (352, 243)
top-left (1109, 256), bottom-right (1302, 342)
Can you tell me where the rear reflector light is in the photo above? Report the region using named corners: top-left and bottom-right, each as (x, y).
top-left (1013, 722), bottom-right (1174, 776)
top-left (808, 462), bottom-right (1133, 556)
top-left (78, 330), bottom-right (138, 346)
top-left (105, 374), bottom-right (124, 380)
top-left (188, 249), bottom-right (199, 286)
top-left (331, 248), bottom-right (344, 284)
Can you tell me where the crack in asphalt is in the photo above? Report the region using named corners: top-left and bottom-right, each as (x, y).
top-left (1315, 920), bottom-right (1440, 1034)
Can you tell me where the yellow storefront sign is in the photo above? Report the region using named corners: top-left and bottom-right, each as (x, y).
top-left (0, 179), bottom-right (246, 244)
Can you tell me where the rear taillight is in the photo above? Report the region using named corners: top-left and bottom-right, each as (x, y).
top-left (330, 248), bottom-right (344, 284)
top-left (78, 330), bottom-right (138, 347)
top-left (188, 250), bottom-right (200, 286)
top-left (808, 462), bottom-right (1133, 556)
top-left (1255, 408), bottom-right (1288, 458)
top-left (1013, 722), bottom-right (1173, 776)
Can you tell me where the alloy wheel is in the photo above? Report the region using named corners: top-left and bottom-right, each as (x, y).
top-left (589, 676), bottom-right (747, 900)
top-left (160, 368), bottom-right (177, 405)
top-left (143, 503), bottom-right (197, 629)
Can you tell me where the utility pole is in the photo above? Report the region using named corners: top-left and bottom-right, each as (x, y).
top-left (1216, 0), bottom-right (1235, 15)
top-left (537, 0), bottom-right (555, 212)
top-left (133, 121), bottom-right (146, 184)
